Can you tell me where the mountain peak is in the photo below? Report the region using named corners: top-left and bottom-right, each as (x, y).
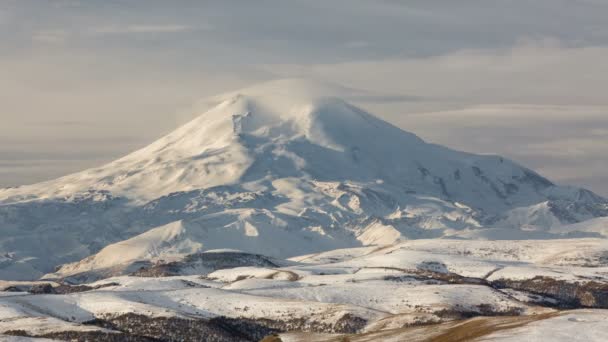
top-left (1, 80), bottom-right (608, 280)
top-left (1, 79), bottom-right (412, 203)
top-left (0, 79), bottom-right (602, 214)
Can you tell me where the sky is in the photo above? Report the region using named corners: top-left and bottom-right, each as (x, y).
top-left (1, 0), bottom-right (608, 195)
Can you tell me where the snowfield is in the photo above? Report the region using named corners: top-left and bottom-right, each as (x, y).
top-left (0, 79), bottom-right (607, 340)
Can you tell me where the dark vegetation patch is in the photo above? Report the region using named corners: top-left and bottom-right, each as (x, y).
top-left (368, 266), bottom-right (489, 286)
top-left (5, 329), bottom-right (155, 342)
top-left (492, 276), bottom-right (608, 309)
top-left (375, 265), bottom-right (608, 310)
top-left (85, 313), bottom-right (277, 342)
top-left (131, 252), bottom-right (280, 277)
top-left (5, 312), bottom-right (368, 342)
top-left (434, 304), bottom-right (524, 320)
top-left (2, 282), bottom-right (119, 294)
top-left (27, 282), bottom-right (119, 294)
top-left (322, 312), bottom-right (560, 342)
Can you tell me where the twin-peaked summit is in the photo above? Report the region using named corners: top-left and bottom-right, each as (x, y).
top-left (0, 79), bottom-right (579, 213)
top-left (1, 79), bottom-right (607, 280)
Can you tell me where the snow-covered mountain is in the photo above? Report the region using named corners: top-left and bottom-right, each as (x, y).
top-left (1, 79), bottom-right (607, 281)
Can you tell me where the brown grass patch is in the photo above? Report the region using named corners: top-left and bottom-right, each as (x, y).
top-left (428, 312), bottom-right (559, 342)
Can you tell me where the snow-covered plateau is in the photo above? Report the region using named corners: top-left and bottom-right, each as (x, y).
top-left (1, 79), bottom-right (607, 341)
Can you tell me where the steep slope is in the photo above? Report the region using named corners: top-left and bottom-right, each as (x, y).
top-left (0, 79), bottom-right (607, 280)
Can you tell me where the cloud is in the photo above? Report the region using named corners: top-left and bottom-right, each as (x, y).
top-left (32, 29), bottom-right (69, 44)
top-left (30, 24), bottom-right (200, 45)
top-left (343, 41), bottom-right (370, 49)
top-left (25, 120), bottom-right (92, 127)
top-left (0, 159), bottom-right (108, 188)
top-left (91, 24), bottom-right (196, 35)
top-left (265, 42), bottom-right (608, 106)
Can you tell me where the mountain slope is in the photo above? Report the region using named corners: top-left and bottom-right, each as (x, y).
top-left (0, 79), bottom-right (607, 280)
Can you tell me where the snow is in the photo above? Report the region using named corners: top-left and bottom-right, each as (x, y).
top-left (0, 238), bottom-right (607, 339)
top-left (551, 216), bottom-right (608, 237)
top-left (279, 311), bottom-right (608, 342)
top-left (0, 337), bottom-right (57, 342)
top-left (241, 281), bottom-right (532, 316)
top-left (478, 310), bottom-right (608, 342)
top-left (42, 221), bottom-right (202, 280)
top-left (87, 275), bottom-right (221, 291)
top-left (0, 78), bottom-right (606, 342)
top-left (0, 317), bottom-right (115, 336)
top-left (0, 286), bottom-right (386, 331)
top-left (357, 220), bottom-right (404, 245)
top-left (0, 79), bottom-right (607, 280)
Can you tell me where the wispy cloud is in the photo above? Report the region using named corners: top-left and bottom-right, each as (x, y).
top-left (266, 42), bottom-right (608, 106)
top-left (32, 29), bottom-right (69, 44)
top-left (91, 24), bottom-right (196, 35)
top-left (30, 24), bottom-right (198, 45)
top-left (51, 0), bottom-right (81, 8)
top-left (25, 120), bottom-right (92, 127)
top-left (343, 41), bottom-right (370, 49)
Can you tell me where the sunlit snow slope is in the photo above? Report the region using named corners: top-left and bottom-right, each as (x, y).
top-left (1, 79), bottom-right (607, 280)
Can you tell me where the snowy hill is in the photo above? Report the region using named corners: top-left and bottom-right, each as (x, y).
top-left (1, 239), bottom-right (608, 341)
top-left (1, 79), bottom-right (607, 280)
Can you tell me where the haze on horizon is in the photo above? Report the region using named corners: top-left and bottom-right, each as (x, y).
top-left (1, 0), bottom-right (608, 195)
